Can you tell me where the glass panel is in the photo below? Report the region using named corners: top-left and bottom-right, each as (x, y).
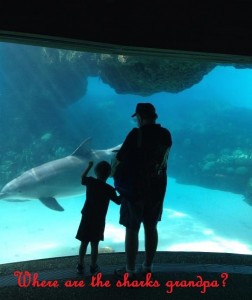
top-left (0, 42), bottom-right (252, 264)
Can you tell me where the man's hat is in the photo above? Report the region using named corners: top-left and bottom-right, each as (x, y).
top-left (131, 103), bottom-right (157, 118)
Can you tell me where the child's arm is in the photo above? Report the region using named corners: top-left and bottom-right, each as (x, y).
top-left (81, 161), bottom-right (93, 184)
top-left (111, 192), bottom-right (122, 205)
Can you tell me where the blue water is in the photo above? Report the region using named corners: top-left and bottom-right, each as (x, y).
top-left (1, 44), bottom-right (252, 263)
top-left (1, 177), bottom-right (251, 264)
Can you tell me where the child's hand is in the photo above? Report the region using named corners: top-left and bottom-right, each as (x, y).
top-left (81, 161), bottom-right (94, 178)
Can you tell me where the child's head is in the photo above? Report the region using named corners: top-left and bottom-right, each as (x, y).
top-left (94, 161), bottom-right (111, 181)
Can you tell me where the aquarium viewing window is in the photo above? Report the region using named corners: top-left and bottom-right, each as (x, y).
top-left (1, 39), bottom-right (252, 264)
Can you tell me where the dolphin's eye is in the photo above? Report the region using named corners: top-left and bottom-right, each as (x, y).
top-left (18, 190), bottom-right (22, 193)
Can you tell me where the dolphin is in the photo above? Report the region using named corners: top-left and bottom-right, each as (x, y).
top-left (0, 138), bottom-right (121, 212)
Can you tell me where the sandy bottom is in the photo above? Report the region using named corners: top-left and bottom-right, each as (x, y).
top-left (1, 177), bottom-right (252, 264)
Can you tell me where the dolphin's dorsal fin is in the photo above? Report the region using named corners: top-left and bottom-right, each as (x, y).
top-left (71, 137), bottom-right (92, 157)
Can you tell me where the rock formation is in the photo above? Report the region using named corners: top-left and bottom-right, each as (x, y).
top-left (96, 54), bottom-right (216, 95)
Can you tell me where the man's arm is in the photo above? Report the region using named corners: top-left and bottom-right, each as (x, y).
top-left (110, 191), bottom-right (122, 205)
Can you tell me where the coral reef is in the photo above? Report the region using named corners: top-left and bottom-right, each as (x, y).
top-left (169, 105), bottom-right (252, 204)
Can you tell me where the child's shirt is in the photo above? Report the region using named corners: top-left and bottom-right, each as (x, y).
top-left (81, 176), bottom-right (121, 225)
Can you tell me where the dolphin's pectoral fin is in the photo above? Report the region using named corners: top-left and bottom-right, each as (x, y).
top-left (39, 197), bottom-right (64, 211)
